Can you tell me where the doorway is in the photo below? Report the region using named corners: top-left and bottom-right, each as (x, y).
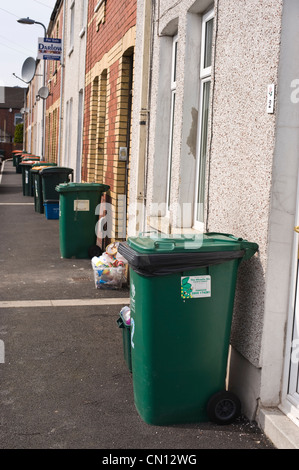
top-left (281, 219), bottom-right (299, 426)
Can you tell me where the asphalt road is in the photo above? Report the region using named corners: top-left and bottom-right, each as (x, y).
top-left (0, 160), bottom-right (275, 451)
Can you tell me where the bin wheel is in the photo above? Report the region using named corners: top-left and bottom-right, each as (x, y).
top-left (207, 391), bottom-right (241, 425)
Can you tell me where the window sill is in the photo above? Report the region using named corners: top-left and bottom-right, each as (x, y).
top-left (79, 27), bottom-right (86, 38)
top-left (148, 216), bottom-right (204, 236)
top-left (94, 0), bottom-right (105, 12)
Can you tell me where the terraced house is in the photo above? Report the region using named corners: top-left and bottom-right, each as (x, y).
top-left (129, 0), bottom-right (299, 448)
top-left (82, 0), bottom-right (137, 242)
top-left (22, 0), bottom-right (299, 448)
top-left (45, 2), bottom-right (64, 165)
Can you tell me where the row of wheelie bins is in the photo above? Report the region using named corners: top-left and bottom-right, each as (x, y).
top-left (13, 152), bottom-right (260, 428)
top-left (13, 150), bottom-right (110, 259)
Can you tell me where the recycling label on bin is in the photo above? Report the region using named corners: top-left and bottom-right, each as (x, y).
top-left (181, 275), bottom-right (211, 299)
top-left (74, 200), bottom-right (90, 211)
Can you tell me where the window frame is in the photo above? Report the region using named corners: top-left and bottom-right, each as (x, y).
top-left (166, 34), bottom-right (178, 214)
top-left (14, 113), bottom-right (23, 126)
top-left (193, 8), bottom-right (214, 231)
top-left (79, 0), bottom-right (87, 37)
top-left (68, 0), bottom-right (75, 55)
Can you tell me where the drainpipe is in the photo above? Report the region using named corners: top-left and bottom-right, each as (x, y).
top-left (135, 0), bottom-right (153, 234)
top-left (57, 0), bottom-right (66, 166)
top-left (22, 88), bottom-right (26, 150)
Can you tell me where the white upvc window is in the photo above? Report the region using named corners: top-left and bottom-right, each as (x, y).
top-left (76, 89), bottom-right (84, 182)
top-left (79, 0), bottom-right (87, 37)
top-left (166, 34), bottom-right (178, 213)
top-left (69, 0), bottom-right (75, 54)
top-left (64, 98), bottom-right (73, 167)
top-left (194, 9), bottom-right (214, 229)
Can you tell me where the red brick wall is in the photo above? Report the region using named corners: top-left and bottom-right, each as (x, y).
top-left (85, 0), bottom-right (136, 74)
top-left (82, 0), bottom-right (137, 192)
top-left (0, 109), bottom-right (17, 138)
top-left (0, 108), bottom-right (23, 157)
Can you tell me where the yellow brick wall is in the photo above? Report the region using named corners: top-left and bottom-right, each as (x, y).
top-left (84, 27), bottom-right (135, 241)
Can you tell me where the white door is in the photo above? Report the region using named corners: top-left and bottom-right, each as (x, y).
top-left (281, 225), bottom-right (299, 426)
top-left (76, 90), bottom-right (84, 182)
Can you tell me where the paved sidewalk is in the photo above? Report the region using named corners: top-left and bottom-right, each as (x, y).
top-left (0, 160), bottom-right (274, 450)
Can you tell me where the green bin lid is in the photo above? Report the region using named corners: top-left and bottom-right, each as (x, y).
top-left (119, 233), bottom-right (259, 277)
top-left (31, 165), bottom-right (55, 173)
top-left (55, 182), bottom-right (110, 193)
top-left (128, 232), bottom-right (248, 252)
top-left (21, 157), bottom-right (40, 161)
top-left (31, 162), bottom-right (57, 166)
top-left (19, 161), bottom-right (38, 166)
top-left (125, 232), bottom-right (258, 258)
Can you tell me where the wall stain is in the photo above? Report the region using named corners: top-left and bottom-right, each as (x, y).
top-left (187, 107), bottom-right (198, 158)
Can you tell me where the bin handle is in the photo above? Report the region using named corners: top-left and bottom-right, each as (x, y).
top-left (207, 232), bottom-right (243, 242)
top-left (154, 240), bottom-right (176, 251)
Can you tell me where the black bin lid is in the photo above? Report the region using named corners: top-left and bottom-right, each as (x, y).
top-left (40, 166), bottom-right (73, 176)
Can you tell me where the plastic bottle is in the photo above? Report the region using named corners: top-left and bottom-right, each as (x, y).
top-left (120, 306), bottom-right (131, 325)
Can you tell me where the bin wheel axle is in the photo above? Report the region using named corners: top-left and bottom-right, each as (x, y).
top-left (207, 391), bottom-right (241, 425)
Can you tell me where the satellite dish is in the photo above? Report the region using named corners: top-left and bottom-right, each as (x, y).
top-left (21, 57), bottom-right (36, 83)
top-left (38, 86), bottom-right (50, 100)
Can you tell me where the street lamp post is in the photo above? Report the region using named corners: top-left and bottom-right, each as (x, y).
top-left (17, 17), bottom-right (47, 160)
top-left (17, 17), bottom-right (46, 36)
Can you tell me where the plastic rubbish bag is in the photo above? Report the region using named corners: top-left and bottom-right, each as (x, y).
top-left (92, 242), bottom-right (127, 289)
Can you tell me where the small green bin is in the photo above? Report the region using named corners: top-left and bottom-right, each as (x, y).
top-left (15, 153), bottom-right (25, 173)
top-left (55, 182), bottom-right (110, 259)
top-left (15, 153), bottom-right (33, 173)
top-left (12, 151), bottom-right (23, 167)
top-left (118, 233), bottom-right (259, 426)
top-left (117, 315), bottom-right (132, 373)
top-left (19, 159), bottom-right (41, 196)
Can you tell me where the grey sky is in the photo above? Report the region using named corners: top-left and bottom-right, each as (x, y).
top-left (0, 0), bottom-right (57, 88)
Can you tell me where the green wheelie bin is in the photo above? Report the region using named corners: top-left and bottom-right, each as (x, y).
top-left (15, 152), bottom-right (30, 173)
top-left (117, 312), bottom-right (132, 373)
top-left (41, 167), bottom-right (73, 201)
top-left (118, 233), bottom-right (259, 426)
top-left (41, 167), bottom-right (73, 219)
top-left (15, 152), bottom-right (34, 174)
top-left (19, 158), bottom-right (41, 196)
top-left (12, 150), bottom-right (23, 167)
top-left (55, 182), bottom-right (110, 258)
top-left (31, 163), bottom-right (57, 213)
top-left (15, 154), bottom-right (23, 173)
